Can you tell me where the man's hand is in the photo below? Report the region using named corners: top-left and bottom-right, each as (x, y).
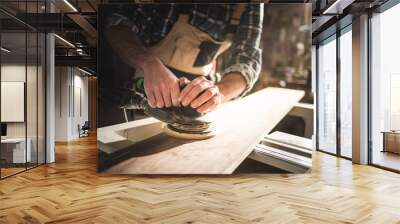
top-left (105, 25), bottom-right (181, 108)
top-left (179, 72), bottom-right (247, 113)
top-left (141, 58), bottom-right (180, 108)
top-left (179, 76), bottom-right (224, 113)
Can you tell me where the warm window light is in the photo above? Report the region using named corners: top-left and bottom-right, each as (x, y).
top-left (1, 47), bottom-right (11, 53)
top-left (54, 34), bottom-right (75, 48)
top-left (63, 0), bottom-right (78, 12)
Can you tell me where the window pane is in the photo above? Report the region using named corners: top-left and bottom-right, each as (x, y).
top-left (318, 36), bottom-right (337, 154)
top-left (371, 3), bottom-right (400, 171)
top-left (340, 28), bottom-right (352, 158)
top-left (27, 30), bottom-right (38, 169)
top-left (1, 31), bottom-right (28, 177)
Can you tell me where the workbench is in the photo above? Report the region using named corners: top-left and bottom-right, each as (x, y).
top-left (98, 87), bottom-right (304, 174)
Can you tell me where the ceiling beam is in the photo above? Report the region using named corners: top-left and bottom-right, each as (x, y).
top-left (67, 13), bottom-right (97, 46)
top-left (51, 0), bottom-right (97, 46)
top-left (322, 0), bottom-right (356, 14)
top-left (312, 15), bottom-right (335, 33)
top-left (55, 55), bottom-right (96, 69)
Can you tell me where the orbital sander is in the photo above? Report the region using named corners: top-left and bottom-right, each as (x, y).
top-left (122, 90), bottom-right (217, 140)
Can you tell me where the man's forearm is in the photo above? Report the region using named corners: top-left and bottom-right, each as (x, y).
top-left (105, 25), bottom-right (183, 108)
top-left (105, 25), bottom-right (156, 70)
top-left (216, 72), bottom-right (247, 102)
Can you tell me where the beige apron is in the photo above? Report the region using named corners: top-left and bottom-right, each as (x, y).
top-left (136, 5), bottom-right (245, 77)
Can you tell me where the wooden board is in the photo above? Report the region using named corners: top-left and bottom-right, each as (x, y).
top-left (249, 144), bottom-right (311, 173)
top-left (265, 131), bottom-right (313, 151)
top-left (248, 132), bottom-right (312, 173)
top-left (98, 117), bottom-right (163, 154)
top-left (100, 87), bottom-right (304, 174)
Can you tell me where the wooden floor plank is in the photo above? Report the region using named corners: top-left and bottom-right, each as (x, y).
top-left (0, 135), bottom-right (400, 223)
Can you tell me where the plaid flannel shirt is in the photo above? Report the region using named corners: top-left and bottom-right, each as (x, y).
top-left (106, 3), bottom-right (263, 96)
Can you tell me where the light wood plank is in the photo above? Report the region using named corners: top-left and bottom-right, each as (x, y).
top-left (261, 138), bottom-right (312, 157)
top-left (102, 88), bottom-right (304, 174)
top-left (250, 144), bottom-right (312, 172)
top-left (265, 131), bottom-right (313, 150)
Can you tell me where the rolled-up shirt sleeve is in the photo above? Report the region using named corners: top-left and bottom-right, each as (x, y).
top-left (222, 4), bottom-right (263, 97)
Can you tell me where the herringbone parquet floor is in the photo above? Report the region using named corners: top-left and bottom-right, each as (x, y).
top-left (1, 135), bottom-right (400, 224)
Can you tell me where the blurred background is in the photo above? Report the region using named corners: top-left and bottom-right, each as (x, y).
top-left (254, 5), bottom-right (312, 104)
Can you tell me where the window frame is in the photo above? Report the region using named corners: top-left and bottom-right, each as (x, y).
top-left (315, 20), bottom-right (353, 160)
top-left (0, 2), bottom-right (48, 180)
top-left (367, 0), bottom-right (400, 173)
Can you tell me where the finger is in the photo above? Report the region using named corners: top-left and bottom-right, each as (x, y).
top-left (179, 76), bottom-right (206, 102)
top-left (147, 91), bottom-right (156, 107)
top-left (161, 84), bottom-right (172, 107)
top-left (197, 95), bottom-right (220, 113)
top-left (179, 77), bottom-right (190, 88)
top-left (181, 80), bottom-right (212, 107)
top-left (153, 87), bottom-right (164, 108)
top-left (190, 86), bottom-right (218, 108)
top-left (171, 82), bottom-right (180, 106)
top-left (144, 85), bottom-right (156, 108)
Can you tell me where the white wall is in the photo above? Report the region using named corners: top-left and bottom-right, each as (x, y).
top-left (1, 82), bottom-right (25, 122)
top-left (55, 67), bottom-right (89, 141)
top-left (55, 67), bottom-right (70, 141)
top-left (74, 73), bottom-right (89, 136)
